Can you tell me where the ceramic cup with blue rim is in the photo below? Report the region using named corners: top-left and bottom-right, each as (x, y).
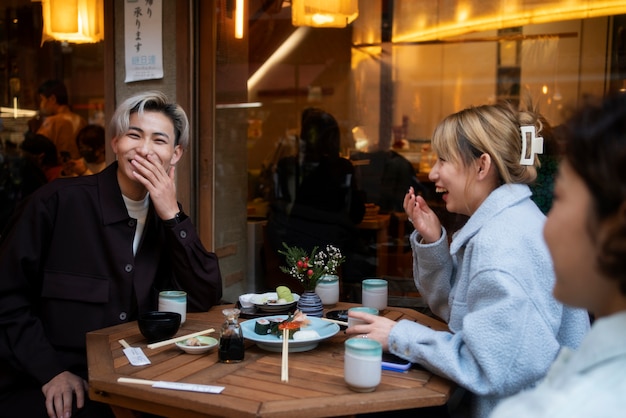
top-left (315, 274), bottom-right (340, 306)
top-left (347, 306), bottom-right (379, 328)
top-left (361, 278), bottom-right (388, 311)
top-left (158, 290), bottom-right (187, 324)
top-left (344, 337), bottom-right (383, 392)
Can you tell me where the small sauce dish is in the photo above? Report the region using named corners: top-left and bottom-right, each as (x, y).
top-left (175, 336), bottom-right (218, 354)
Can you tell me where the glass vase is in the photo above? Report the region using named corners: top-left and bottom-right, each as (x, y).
top-left (296, 290), bottom-right (324, 317)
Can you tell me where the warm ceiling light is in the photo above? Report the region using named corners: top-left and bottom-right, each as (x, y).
top-left (394, 0), bottom-right (626, 43)
top-left (41, 0), bottom-right (104, 44)
top-left (292, 0), bottom-right (359, 28)
top-left (235, 0), bottom-right (245, 39)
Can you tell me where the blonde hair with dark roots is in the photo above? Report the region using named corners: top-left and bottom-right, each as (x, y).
top-left (109, 91), bottom-right (190, 150)
top-left (431, 102), bottom-right (545, 185)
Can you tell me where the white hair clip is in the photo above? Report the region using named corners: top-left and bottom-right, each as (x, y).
top-left (519, 125), bottom-right (544, 165)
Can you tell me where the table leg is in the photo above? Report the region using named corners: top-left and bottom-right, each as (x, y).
top-left (110, 405), bottom-right (140, 418)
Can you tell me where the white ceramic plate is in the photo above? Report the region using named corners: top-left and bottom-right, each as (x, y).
top-left (251, 292), bottom-right (300, 312)
top-left (175, 336), bottom-right (218, 354)
top-left (241, 315), bottom-right (340, 352)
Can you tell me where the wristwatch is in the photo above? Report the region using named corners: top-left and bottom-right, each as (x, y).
top-left (163, 211), bottom-right (186, 227)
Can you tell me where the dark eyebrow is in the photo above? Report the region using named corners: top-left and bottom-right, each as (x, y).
top-left (128, 126), bottom-right (171, 140)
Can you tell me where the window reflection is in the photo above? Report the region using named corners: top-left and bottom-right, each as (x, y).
top-left (215, 1), bottom-right (625, 302)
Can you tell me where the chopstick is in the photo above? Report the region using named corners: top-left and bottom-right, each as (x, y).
top-left (118, 377), bottom-right (155, 386)
top-left (119, 339), bottom-right (131, 349)
top-left (147, 328), bottom-right (215, 349)
top-left (281, 328), bottom-right (289, 382)
top-left (321, 317), bottom-right (349, 327)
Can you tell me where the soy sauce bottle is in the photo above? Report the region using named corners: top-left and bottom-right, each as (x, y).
top-left (219, 308), bottom-right (244, 363)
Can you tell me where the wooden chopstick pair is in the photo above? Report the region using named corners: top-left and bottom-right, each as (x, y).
top-left (321, 317), bottom-right (349, 327)
top-left (281, 328), bottom-right (289, 382)
top-left (147, 328), bottom-right (215, 349)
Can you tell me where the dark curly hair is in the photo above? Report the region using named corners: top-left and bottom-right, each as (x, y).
top-left (564, 93), bottom-right (626, 295)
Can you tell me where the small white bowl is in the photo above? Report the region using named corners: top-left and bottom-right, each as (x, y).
top-left (239, 293), bottom-right (255, 308)
top-left (175, 336), bottom-right (218, 354)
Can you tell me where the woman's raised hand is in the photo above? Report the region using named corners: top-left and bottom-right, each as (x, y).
top-left (403, 187), bottom-right (442, 244)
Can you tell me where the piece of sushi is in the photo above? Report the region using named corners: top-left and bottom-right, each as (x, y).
top-left (254, 318), bottom-right (272, 335)
top-left (278, 320), bottom-right (301, 339)
top-left (293, 330), bottom-right (320, 341)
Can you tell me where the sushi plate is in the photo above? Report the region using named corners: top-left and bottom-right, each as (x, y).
top-left (241, 315), bottom-right (340, 352)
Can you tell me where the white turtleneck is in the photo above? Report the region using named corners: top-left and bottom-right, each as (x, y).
top-left (122, 193), bottom-right (150, 255)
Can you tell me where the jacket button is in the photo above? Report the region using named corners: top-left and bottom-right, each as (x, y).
top-left (119, 312), bottom-right (127, 320)
top-left (179, 230), bottom-right (187, 239)
top-left (128, 219), bottom-right (136, 227)
top-left (125, 264), bottom-right (133, 272)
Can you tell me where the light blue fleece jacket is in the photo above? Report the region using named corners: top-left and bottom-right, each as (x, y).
top-left (389, 184), bottom-right (590, 418)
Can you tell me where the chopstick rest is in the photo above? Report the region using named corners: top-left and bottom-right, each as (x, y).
top-left (147, 328), bottom-right (215, 349)
top-left (117, 377), bottom-right (225, 394)
top-left (119, 339), bottom-right (151, 366)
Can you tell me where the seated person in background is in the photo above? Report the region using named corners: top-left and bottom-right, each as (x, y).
top-left (0, 91), bottom-right (223, 418)
top-left (35, 79), bottom-right (87, 162)
top-left (21, 133), bottom-right (63, 182)
top-left (491, 93), bottom-right (626, 418)
top-left (346, 102), bottom-right (590, 418)
top-left (351, 147), bottom-right (420, 213)
top-left (266, 108), bottom-right (366, 290)
top-left (0, 135), bottom-right (61, 235)
top-left (64, 124), bottom-right (107, 176)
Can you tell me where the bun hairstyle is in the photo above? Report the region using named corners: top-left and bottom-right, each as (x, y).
top-left (431, 101), bottom-right (548, 185)
top-left (564, 93), bottom-right (626, 294)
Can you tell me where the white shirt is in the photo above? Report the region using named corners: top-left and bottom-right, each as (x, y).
top-left (123, 194), bottom-right (150, 255)
top-left (490, 311), bottom-right (626, 418)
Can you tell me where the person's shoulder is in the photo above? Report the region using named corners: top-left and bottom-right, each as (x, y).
top-left (467, 195), bottom-right (546, 254)
top-left (30, 171), bottom-right (100, 200)
top-left (335, 156), bottom-right (354, 169)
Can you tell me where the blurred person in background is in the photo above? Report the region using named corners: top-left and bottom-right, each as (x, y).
top-left (34, 79), bottom-right (87, 163)
top-left (63, 124), bottom-right (106, 176)
top-left (266, 107), bottom-right (366, 290)
top-left (0, 135), bottom-right (61, 235)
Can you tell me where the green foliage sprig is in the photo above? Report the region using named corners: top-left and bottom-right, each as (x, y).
top-left (278, 243), bottom-right (345, 291)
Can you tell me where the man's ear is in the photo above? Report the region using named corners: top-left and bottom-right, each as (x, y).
top-left (169, 144), bottom-right (183, 165)
top-left (110, 136), bottom-right (119, 154)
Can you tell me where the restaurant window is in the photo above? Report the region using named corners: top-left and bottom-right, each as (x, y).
top-left (0, 0), bottom-right (104, 231)
top-left (212, 0), bottom-right (625, 304)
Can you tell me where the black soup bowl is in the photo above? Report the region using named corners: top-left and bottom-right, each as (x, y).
top-left (138, 311), bottom-right (181, 343)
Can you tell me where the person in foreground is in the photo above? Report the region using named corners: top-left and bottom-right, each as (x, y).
top-left (490, 94), bottom-right (626, 417)
top-left (346, 102), bottom-right (590, 417)
top-left (0, 91), bottom-right (223, 418)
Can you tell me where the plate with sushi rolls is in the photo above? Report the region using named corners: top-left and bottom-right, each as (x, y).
top-left (241, 311), bottom-right (340, 352)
